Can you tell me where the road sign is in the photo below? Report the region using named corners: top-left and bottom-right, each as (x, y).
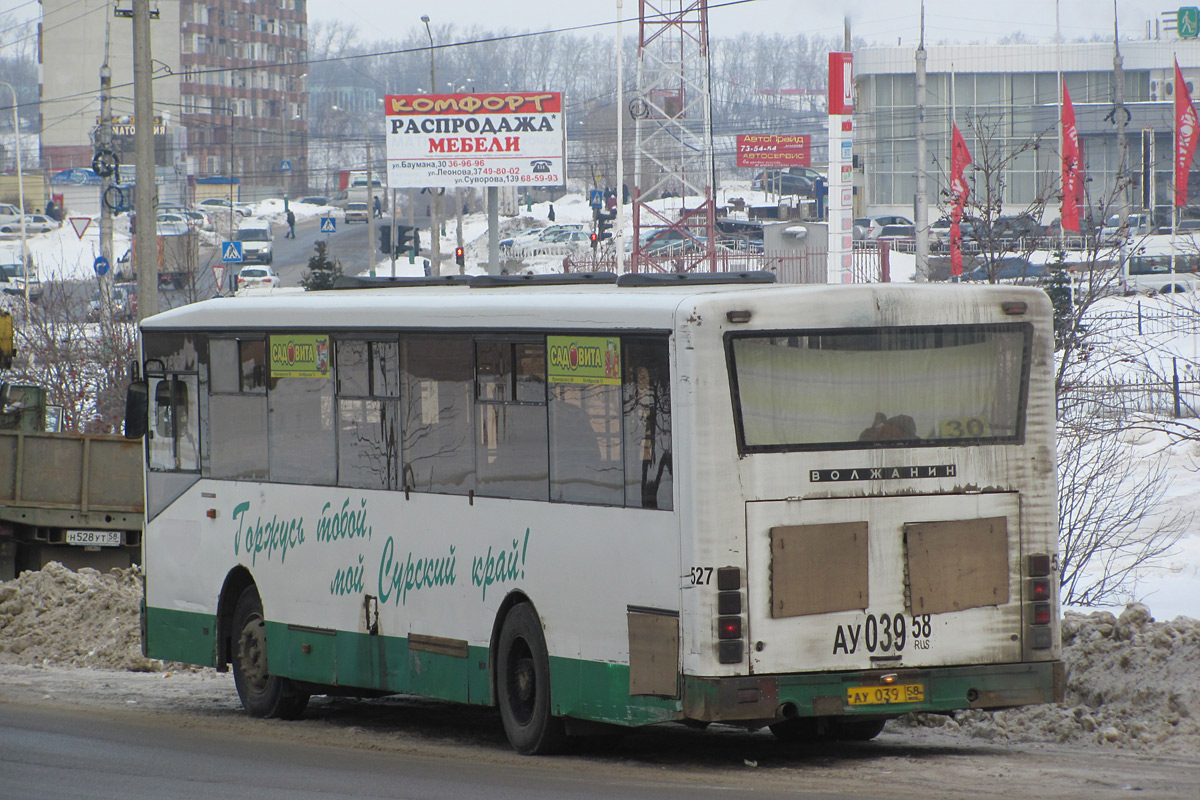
top-left (69, 217), bottom-right (91, 239)
top-left (212, 264), bottom-right (226, 288)
top-left (1180, 7), bottom-right (1200, 39)
top-left (320, 216), bottom-right (336, 234)
top-left (221, 241), bottom-right (244, 262)
top-left (93, 255), bottom-right (110, 276)
top-left (589, 190), bottom-right (603, 208)
top-left (281, 160), bottom-right (292, 172)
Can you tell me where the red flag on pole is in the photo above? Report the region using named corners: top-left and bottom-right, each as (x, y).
top-left (1061, 80), bottom-right (1083, 232)
top-left (1175, 60), bottom-right (1198, 208)
top-left (950, 123), bottom-right (972, 277)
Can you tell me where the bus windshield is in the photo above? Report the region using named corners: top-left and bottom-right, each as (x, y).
top-left (730, 324), bottom-right (1030, 450)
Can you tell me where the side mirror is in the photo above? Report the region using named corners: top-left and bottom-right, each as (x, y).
top-left (124, 380), bottom-right (148, 439)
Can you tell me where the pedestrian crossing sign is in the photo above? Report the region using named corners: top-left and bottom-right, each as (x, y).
top-left (221, 241), bottom-right (244, 262)
top-left (320, 216), bottom-right (336, 233)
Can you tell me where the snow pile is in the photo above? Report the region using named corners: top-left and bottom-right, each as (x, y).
top-left (906, 604), bottom-right (1200, 753)
top-left (0, 562), bottom-right (162, 672)
top-left (1, 563), bottom-right (1197, 752)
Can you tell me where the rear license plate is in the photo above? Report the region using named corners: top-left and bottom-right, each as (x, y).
top-left (846, 683), bottom-right (925, 706)
top-left (66, 530), bottom-right (122, 547)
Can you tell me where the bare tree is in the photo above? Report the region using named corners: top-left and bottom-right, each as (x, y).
top-left (4, 280), bottom-right (137, 435)
top-left (1056, 413), bottom-right (1190, 606)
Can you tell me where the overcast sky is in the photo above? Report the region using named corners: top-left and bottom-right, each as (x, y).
top-left (306, 0), bottom-right (1173, 46)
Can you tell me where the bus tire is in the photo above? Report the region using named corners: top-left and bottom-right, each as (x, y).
top-left (768, 717), bottom-right (821, 742)
top-left (832, 718), bottom-right (887, 741)
top-left (231, 587), bottom-right (309, 720)
top-left (496, 603), bottom-right (567, 755)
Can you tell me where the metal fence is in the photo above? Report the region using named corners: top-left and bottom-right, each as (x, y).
top-left (1060, 375), bottom-right (1200, 419)
top-left (1087, 301), bottom-right (1200, 337)
top-left (563, 246), bottom-right (888, 284)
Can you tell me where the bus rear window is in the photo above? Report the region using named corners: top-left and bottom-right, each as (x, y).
top-left (729, 325), bottom-right (1030, 451)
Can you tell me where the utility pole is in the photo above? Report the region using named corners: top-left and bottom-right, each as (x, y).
top-left (99, 25), bottom-right (115, 336)
top-left (915, 3), bottom-right (929, 281)
top-left (455, 188), bottom-right (464, 274)
top-left (0, 81), bottom-right (28, 304)
top-left (366, 133), bottom-right (376, 275)
top-left (1114, 1), bottom-right (1129, 226)
top-left (130, 0), bottom-right (158, 321)
top-left (615, 0), bottom-right (625, 274)
top-left (422, 15), bottom-right (441, 276)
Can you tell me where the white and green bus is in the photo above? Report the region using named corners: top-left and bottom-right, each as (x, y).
top-left (126, 272), bottom-right (1062, 754)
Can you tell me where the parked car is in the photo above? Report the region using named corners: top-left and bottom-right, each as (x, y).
top-left (235, 219), bottom-right (274, 264)
top-left (962, 257), bottom-right (1049, 284)
top-left (752, 167), bottom-right (823, 196)
top-left (155, 213), bottom-right (191, 236)
top-left (236, 265), bottom-right (280, 291)
top-left (297, 196), bottom-right (329, 206)
top-left (87, 283), bottom-right (137, 321)
top-left (875, 224), bottom-right (916, 250)
top-left (0, 214), bottom-right (60, 235)
top-left (861, 215), bottom-right (913, 240)
top-left (0, 257), bottom-right (42, 301)
top-left (992, 214), bottom-right (1042, 240)
top-left (1099, 213), bottom-right (1153, 243)
top-left (179, 208), bottom-right (213, 231)
top-left (499, 227), bottom-right (549, 250)
top-left (344, 202), bottom-right (370, 224)
top-left (929, 216), bottom-right (986, 251)
top-left (198, 198), bottom-right (254, 218)
top-left (0, 203), bottom-right (22, 228)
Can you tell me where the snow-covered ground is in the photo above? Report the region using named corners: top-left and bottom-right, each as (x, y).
top-left (3, 189), bottom-right (1197, 622)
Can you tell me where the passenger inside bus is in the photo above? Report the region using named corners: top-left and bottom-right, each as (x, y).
top-left (858, 411), bottom-right (919, 441)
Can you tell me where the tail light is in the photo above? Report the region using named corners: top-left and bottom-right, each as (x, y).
top-left (1027, 553), bottom-right (1054, 650)
top-left (716, 566), bottom-right (745, 664)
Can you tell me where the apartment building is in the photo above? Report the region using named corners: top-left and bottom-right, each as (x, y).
top-left (39, 0), bottom-right (308, 200)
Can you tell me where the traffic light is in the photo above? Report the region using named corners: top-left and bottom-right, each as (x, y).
top-left (455, 246), bottom-right (464, 267)
top-left (381, 225), bottom-right (419, 256)
top-left (596, 211), bottom-right (614, 242)
top-left (589, 231), bottom-right (598, 250)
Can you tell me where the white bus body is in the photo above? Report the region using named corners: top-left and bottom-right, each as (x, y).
top-left (132, 275), bottom-right (1062, 753)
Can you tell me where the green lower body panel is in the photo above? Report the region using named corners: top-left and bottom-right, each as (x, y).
top-left (681, 660), bottom-right (1064, 725)
top-left (144, 607), bottom-right (218, 667)
top-left (146, 606), bottom-right (1056, 732)
top-left (144, 605), bottom-right (679, 727)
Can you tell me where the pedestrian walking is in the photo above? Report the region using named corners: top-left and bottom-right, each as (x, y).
top-left (373, 196), bottom-right (382, 218)
top-left (548, 204), bottom-right (556, 222)
top-left (285, 209), bottom-right (295, 238)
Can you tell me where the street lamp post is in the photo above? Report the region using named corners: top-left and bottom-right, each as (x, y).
top-left (0, 81), bottom-right (29, 303)
top-left (422, 14), bottom-right (441, 276)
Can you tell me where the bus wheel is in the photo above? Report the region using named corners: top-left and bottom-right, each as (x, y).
top-left (231, 587), bottom-right (309, 720)
top-left (832, 718), bottom-right (887, 741)
top-left (497, 603), bottom-right (567, 755)
top-left (768, 717), bottom-right (821, 742)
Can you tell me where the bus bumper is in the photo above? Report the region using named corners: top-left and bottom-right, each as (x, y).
top-left (681, 660), bottom-right (1064, 725)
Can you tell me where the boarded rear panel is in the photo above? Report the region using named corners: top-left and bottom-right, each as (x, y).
top-left (906, 517), bottom-right (1010, 614)
top-left (770, 521), bottom-right (868, 618)
top-left (628, 610), bottom-right (679, 697)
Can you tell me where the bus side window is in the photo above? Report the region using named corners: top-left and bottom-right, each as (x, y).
top-left (209, 337), bottom-right (269, 480)
top-left (149, 375), bottom-right (199, 472)
top-left (622, 337), bottom-right (673, 510)
top-left (548, 381), bottom-right (623, 506)
top-left (475, 338), bottom-right (549, 501)
top-left (401, 335), bottom-right (476, 495)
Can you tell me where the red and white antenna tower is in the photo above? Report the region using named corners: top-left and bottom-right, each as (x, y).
top-left (631, 1), bottom-right (716, 273)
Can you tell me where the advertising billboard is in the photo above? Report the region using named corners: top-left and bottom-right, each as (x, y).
top-left (385, 92), bottom-right (565, 189)
top-left (735, 134), bottom-right (811, 168)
